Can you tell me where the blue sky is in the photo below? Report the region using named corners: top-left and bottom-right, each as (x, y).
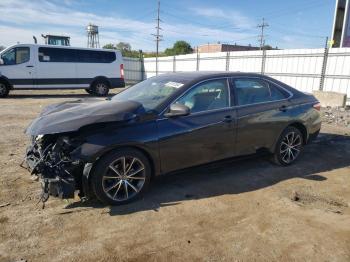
top-left (0, 0), bottom-right (335, 51)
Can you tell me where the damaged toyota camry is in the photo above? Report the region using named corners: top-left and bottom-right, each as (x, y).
top-left (24, 72), bottom-right (321, 205)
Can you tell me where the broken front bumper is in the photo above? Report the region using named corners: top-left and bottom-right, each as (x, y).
top-left (24, 136), bottom-right (83, 203)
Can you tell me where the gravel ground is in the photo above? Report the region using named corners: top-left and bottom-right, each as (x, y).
top-left (321, 107), bottom-right (350, 128)
top-left (0, 90), bottom-right (349, 262)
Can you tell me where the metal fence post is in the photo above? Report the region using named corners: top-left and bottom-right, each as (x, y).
top-left (155, 56), bottom-right (158, 76)
top-left (319, 37), bottom-right (329, 91)
top-left (225, 52), bottom-right (230, 71)
top-left (139, 50), bottom-right (145, 81)
top-left (196, 50), bottom-right (200, 71)
top-left (173, 56), bottom-right (176, 72)
top-left (261, 49), bottom-right (266, 75)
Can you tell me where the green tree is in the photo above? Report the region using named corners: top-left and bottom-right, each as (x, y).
top-left (116, 42), bottom-right (131, 52)
top-left (102, 43), bottom-right (115, 50)
top-left (262, 45), bottom-right (274, 50)
top-left (103, 42), bottom-right (140, 58)
top-left (164, 41), bottom-right (193, 56)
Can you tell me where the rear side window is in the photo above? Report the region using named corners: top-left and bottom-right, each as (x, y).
top-left (39, 47), bottom-right (76, 62)
top-left (76, 50), bottom-right (116, 63)
top-left (1, 47), bottom-right (30, 65)
top-left (38, 48), bottom-right (116, 63)
top-left (234, 78), bottom-right (287, 106)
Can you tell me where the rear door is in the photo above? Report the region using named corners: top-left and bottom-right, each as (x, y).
top-left (75, 49), bottom-right (119, 86)
top-left (232, 77), bottom-right (292, 155)
top-left (157, 78), bottom-right (237, 173)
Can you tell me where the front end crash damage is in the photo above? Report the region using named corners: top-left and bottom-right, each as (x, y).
top-left (23, 99), bottom-right (144, 205)
top-left (25, 135), bottom-right (86, 203)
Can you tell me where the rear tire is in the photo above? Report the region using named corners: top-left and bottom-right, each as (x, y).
top-left (91, 148), bottom-right (151, 205)
top-left (272, 126), bottom-right (304, 166)
top-left (91, 80), bottom-right (110, 96)
top-left (0, 81), bottom-right (10, 98)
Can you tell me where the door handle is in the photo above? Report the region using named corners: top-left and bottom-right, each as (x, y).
top-left (223, 115), bottom-right (233, 123)
top-left (279, 105), bottom-right (287, 112)
top-left (26, 65), bottom-right (34, 68)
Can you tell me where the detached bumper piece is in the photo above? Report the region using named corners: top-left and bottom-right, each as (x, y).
top-left (25, 136), bottom-right (83, 206)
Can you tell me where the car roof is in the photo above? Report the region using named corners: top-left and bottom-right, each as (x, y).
top-left (158, 71), bottom-right (263, 80)
top-left (3, 43), bottom-right (120, 53)
top-left (153, 71), bottom-right (303, 98)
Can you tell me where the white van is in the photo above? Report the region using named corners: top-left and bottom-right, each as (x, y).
top-left (0, 44), bottom-right (125, 97)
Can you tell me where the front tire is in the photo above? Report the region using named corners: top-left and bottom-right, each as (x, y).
top-left (91, 80), bottom-right (110, 96)
top-left (0, 81), bottom-right (10, 98)
top-left (91, 149), bottom-right (151, 205)
top-left (272, 126), bottom-right (304, 166)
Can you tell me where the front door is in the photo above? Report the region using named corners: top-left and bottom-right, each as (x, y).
top-left (157, 78), bottom-right (237, 174)
top-left (0, 46), bottom-right (34, 88)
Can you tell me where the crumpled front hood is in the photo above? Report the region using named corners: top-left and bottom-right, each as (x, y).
top-left (25, 98), bottom-right (144, 136)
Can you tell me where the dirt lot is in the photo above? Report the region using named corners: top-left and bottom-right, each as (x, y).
top-left (0, 90), bottom-right (350, 262)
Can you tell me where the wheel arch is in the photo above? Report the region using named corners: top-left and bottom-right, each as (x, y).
top-left (271, 121), bottom-right (308, 153)
top-left (288, 122), bottom-right (308, 145)
top-left (90, 144), bottom-right (157, 178)
top-left (0, 76), bottom-right (12, 89)
top-left (83, 144), bottom-right (157, 199)
top-left (90, 76), bottom-right (111, 88)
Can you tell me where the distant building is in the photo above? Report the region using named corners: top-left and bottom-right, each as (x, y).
top-left (41, 34), bottom-right (70, 46)
top-left (194, 42), bottom-right (278, 53)
top-left (195, 43), bottom-right (260, 53)
top-left (332, 0), bottom-right (350, 47)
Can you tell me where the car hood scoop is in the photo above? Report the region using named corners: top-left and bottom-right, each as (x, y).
top-left (25, 98), bottom-right (144, 136)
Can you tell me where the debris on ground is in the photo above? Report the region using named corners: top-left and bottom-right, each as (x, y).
top-left (290, 189), bottom-right (348, 214)
top-left (321, 107), bottom-right (350, 128)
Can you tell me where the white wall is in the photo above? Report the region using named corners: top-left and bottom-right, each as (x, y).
top-left (124, 48), bottom-right (350, 102)
top-left (264, 48), bottom-right (324, 94)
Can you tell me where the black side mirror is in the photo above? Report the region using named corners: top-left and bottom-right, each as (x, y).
top-left (164, 103), bottom-right (190, 117)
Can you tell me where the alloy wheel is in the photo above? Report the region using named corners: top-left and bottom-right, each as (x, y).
top-left (102, 156), bottom-right (146, 201)
top-left (280, 131), bottom-right (302, 164)
top-left (96, 83), bottom-right (107, 95)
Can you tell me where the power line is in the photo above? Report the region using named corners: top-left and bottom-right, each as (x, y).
top-left (161, 10), bottom-right (241, 30)
top-left (271, 24), bottom-right (326, 39)
top-left (257, 18), bottom-right (269, 50)
top-left (263, 0), bottom-right (332, 22)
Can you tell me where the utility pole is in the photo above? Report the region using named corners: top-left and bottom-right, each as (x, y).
top-left (319, 36), bottom-right (329, 91)
top-left (152, 0), bottom-right (162, 75)
top-left (258, 18), bottom-right (269, 50)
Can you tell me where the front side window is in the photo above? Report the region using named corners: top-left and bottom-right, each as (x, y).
top-left (234, 78), bottom-right (287, 106)
top-left (176, 79), bottom-right (229, 113)
top-left (1, 47), bottom-right (30, 65)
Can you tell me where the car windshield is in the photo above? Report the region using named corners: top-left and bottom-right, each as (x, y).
top-left (112, 76), bottom-right (187, 110)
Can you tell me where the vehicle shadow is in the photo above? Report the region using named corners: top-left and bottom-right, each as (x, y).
top-left (64, 132), bottom-right (350, 215)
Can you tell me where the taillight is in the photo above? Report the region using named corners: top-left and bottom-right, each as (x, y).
top-left (120, 64), bottom-right (124, 79)
top-left (313, 102), bottom-right (321, 111)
